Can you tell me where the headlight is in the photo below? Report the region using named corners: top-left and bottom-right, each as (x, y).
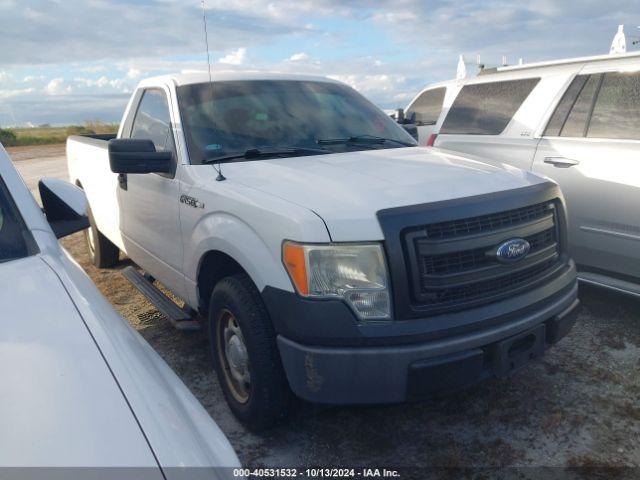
top-left (282, 241), bottom-right (390, 320)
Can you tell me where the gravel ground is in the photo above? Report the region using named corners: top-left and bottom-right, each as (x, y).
top-left (12, 148), bottom-right (640, 472)
top-left (6, 143), bottom-right (67, 162)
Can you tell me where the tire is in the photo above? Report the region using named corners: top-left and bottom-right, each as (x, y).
top-left (84, 206), bottom-right (120, 268)
top-left (208, 273), bottom-right (293, 430)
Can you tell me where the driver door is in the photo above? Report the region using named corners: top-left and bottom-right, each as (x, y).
top-left (119, 87), bottom-right (185, 295)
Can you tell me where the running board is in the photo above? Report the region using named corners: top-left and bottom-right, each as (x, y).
top-left (578, 272), bottom-right (640, 298)
top-left (121, 266), bottom-right (201, 331)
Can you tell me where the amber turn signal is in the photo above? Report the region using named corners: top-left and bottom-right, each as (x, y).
top-left (282, 242), bottom-right (309, 295)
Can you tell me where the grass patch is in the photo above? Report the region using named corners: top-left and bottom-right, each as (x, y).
top-left (0, 121), bottom-right (118, 147)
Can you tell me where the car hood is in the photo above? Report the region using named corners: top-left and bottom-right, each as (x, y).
top-left (0, 255), bottom-right (161, 471)
top-left (228, 146), bottom-right (549, 240)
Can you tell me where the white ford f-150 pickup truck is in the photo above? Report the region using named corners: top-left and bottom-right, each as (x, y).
top-left (68, 72), bottom-right (580, 430)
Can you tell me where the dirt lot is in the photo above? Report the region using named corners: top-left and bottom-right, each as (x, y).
top-left (11, 148), bottom-right (640, 472)
top-left (6, 143), bottom-right (67, 162)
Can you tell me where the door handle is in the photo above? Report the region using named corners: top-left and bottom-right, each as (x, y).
top-left (544, 156), bottom-right (580, 168)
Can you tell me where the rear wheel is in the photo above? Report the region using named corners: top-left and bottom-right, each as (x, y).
top-left (85, 206), bottom-right (120, 268)
top-left (208, 273), bottom-right (292, 430)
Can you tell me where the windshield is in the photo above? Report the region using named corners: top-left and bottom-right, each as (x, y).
top-left (176, 80), bottom-right (417, 164)
top-left (0, 177), bottom-right (34, 263)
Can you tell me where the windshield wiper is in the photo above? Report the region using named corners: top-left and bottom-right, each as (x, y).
top-left (203, 146), bottom-right (331, 164)
top-left (0, 257), bottom-right (21, 264)
top-left (316, 134), bottom-right (416, 147)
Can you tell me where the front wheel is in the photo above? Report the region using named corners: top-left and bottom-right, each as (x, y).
top-left (208, 273), bottom-right (293, 430)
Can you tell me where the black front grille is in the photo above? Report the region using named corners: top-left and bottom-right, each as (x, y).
top-left (424, 202), bottom-right (551, 240)
top-left (406, 200), bottom-right (563, 315)
top-left (421, 228), bottom-right (555, 276)
top-left (419, 258), bottom-right (558, 307)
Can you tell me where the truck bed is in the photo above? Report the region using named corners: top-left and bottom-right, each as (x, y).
top-left (66, 133), bottom-right (125, 250)
top-left (68, 133), bottom-right (117, 148)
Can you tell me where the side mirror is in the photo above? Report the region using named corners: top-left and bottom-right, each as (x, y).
top-left (108, 139), bottom-right (172, 174)
top-left (38, 178), bottom-right (90, 239)
top-left (393, 108), bottom-right (418, 140)
top-left (401, 124), bottom-right (418, 141)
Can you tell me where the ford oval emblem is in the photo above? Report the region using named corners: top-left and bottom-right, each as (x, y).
top-left (496, 238), bottom-right (531, 263)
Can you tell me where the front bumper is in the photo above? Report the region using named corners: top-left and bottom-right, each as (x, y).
top-left (276, 281), bottom-right (579, 404)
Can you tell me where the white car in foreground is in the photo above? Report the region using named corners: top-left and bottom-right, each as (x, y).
top-left (0, 144), bottom-right (239, 478)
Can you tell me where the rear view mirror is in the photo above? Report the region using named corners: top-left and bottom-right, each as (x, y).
top-left (38, 178), bottom-right (90, 239)
top-left (108, 139), bottom-right (172, 174)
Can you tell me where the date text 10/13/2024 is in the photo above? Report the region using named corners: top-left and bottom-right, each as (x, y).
top-left (233, 468), bottom-right (401, 478)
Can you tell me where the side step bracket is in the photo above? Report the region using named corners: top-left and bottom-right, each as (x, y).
top-left (121, 266), bottom-right (201, 331)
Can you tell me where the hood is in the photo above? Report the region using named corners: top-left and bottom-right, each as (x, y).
top-left (0, 255), bottom-right (160, 470)
top-left (227, 146), bottom-right (549, 240)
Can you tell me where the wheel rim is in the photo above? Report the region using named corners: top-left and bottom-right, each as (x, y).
top-left (86, 226), bottom-right (96, 258)
top-left (217, 309), bottom-right (251, 403)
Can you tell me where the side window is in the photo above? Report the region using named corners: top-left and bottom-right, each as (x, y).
top-left (130, 89), bottom-right (176, 156)
top-left (406, 87), bottom-right (446, 125)
top-left (544, 75), bottom-right (589, 136)
top-left (440, 78), bottom-right (539, 135)
top-left (558, 74), bottom-right (602, 138)
top-left (588, 71), bottom-right (640, 140)
top-left (0, 177), bottom-right (34, 262)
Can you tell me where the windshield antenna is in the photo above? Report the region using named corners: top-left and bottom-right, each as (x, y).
top-left (201, 0), bottom-right (213, 84)
top-left (214, 161), bottom-right (226, 181)
top-left (201, 0), bottom-right (226, 181)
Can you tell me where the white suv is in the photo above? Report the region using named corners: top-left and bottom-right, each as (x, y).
top-left (416, 51), bottom-right (640, 297)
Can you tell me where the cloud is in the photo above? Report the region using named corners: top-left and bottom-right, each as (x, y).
top-left (74, 75), bottom-right (131, 92)
top-left (371, 10), bottom-right (417, 24)
top-left (368, 0), bottom-right (640, 62)
top-left (2, 1), bottom-right (639, 69)
top-left (288, 52), bottom-right (309, 62)
top-left (95, 76), bottom-right (109, 88)
top-left (0, 1), bottom-right (304, 65)
top-left (80, 65), bottom-right (107, 73)
top-left (218, 47), bottom-right (247, 65)
top-left (328, 73), bottom-right (408, 95)
top-left (45, 78), bottom-right (72, 96)
top-left (1, 0), bottom-right (640, 125)
top-left (0, 87), bottom-right (35, 100)
top-left (126, 68), bottom-right (141, 79)
top-left (0, 93), bottom-right (131, 127)
top-left (0, 71), bottom-right (10, 85)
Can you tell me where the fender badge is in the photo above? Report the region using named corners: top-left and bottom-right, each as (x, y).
top-left (180, 194), bottom-right (205, 209)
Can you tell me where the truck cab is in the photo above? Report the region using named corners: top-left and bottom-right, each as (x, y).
top-left (68, 72), bottom-right (579, 430)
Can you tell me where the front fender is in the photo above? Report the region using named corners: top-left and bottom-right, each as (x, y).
top-left (179, 170), bottom-right (332, 309)
top-left (183, 212), bottom-right (294, 308)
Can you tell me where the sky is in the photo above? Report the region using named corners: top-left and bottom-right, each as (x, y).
top-left (0, 0), bottom-right (639, 127)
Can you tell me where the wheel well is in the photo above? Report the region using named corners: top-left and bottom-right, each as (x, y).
top-left (197, 251), bottom-right (248, 314)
